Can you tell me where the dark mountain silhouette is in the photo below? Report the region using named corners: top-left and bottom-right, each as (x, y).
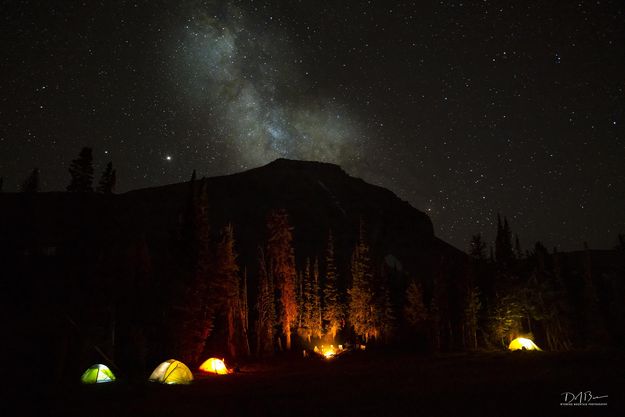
top-left (0, 158), bottom-right (463, 278)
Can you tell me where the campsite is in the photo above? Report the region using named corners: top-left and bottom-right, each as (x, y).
top-left (35, 349), bottom-right (624, 416)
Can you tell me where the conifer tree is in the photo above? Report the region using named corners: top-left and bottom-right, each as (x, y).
top-left (238, 268), bottom-right (251, 356)
top-left (495, 214), bottom-right (514, 271)
top-left (215, 224), bottom-right (241, 358)
top-left (170, 178), bottom-right (214, 364)
top-left (312, 259), bottom-right (323, 339)
top-left (404, 280), bottom-right (428, 329)
top-left (469, 234), bottom-right (486, 260)
top-left (266, 209), bottom-right (297, 350)
top-left (376, 266), bottom-right (395, 342)
top-left (299, 258), bottom-right (314, 343)
top-left (67, 147), bottom-right (94, 192)
top-left (255, 247), bottom-right (275, 356)
top-left (322, 230), bottom-right (344, 339)
top-left (20, 168), bottom-right (40, 193)
top-left (464, 286), bottom-right (481, 350)
top-left (514, 234), bottom-right (522, 259)
top-left (348, 222), bottom-right (377, 342)
top-left (97, 162), bottom-right (116, 194)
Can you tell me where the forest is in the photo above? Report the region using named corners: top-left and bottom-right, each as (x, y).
top-left (2, 150), bottom-right (624, 385)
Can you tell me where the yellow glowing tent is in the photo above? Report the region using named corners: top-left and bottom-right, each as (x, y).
top-left (81, 364), bottom-right (116, 384)
top-left (199, 358), bottom-right (229, 375)
top-left (149, 359), bottom-right (193, 384)
top-left (509, 337), bottom-right (541, 351)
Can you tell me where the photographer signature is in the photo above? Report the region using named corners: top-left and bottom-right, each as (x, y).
top-left (561, 391), bottom-right (608, 405)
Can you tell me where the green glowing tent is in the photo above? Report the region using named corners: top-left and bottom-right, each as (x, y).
top-left (149, 359), bottom-right (193, 384)
top-left (80, 364), bottom-right (116, 384)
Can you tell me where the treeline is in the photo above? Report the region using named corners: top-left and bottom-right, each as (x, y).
top-left (0, 147), bottom-right (116, 193)
top-left (465, 216), bottom-right (625, 351)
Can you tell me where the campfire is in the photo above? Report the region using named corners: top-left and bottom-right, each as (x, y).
top-left (313, 344), bottom-right (344, 359)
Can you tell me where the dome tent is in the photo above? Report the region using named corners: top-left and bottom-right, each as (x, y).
top-left (508, 337), bottom-right (541, 351)
top-left (149, 359), bottom-right (193, 384)
top-left (199, 358), bottom-right (229, 375)
top-left (81, 364), bottom-right (116, 384)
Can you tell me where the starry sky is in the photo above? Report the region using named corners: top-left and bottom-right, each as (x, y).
top-left (2, 0), bottom-right (624, 251)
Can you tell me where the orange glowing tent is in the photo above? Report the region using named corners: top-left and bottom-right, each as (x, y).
top-left (199, 358), bottom-right (229, 375)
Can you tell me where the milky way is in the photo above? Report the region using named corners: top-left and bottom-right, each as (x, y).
top-left (2, 0), bottom-right (624, 251)
top-left (172, 3), bottom-right (365, 170)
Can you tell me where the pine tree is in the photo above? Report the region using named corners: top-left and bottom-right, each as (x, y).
top-left (469, 234), bottom-right (486, 260)
top-left (67, 147), bottom-right (94, 192)
top-left (464, 286), bottom-right (481, 350)
top-left (238, 268), bottom-right (251, 356)
top-left (404, 280), bottom-right (428, 329)
top-left (255, 247), bottom-right (275, 356)
top-left (215, 224), bottom-right (241, 358)
top-left (495, 214), bottom-right (514, 269)
top-left (322, 230), bottom-right (344, 340)
top-left (299, 258), bottom-right (314, 343)
top-left (266, 209), bottom-right (297, 350)
top-left (514, 234), bottom-right (522, 259)
top-left (20, 168), bottom-right (40, 193)
top-left (97, 162), bottom-right (116, 194)
top-left (312, 259), bottom-right (323, 339)
top-left (169, 178), bottom-right (214, 364)
top-left (376, 267), bottom-right (395, 342)
top-left (348, 222), bottom-right (377, 342)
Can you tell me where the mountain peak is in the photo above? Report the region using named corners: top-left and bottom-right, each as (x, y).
top-left (260, 158), bottom-right (346, 174)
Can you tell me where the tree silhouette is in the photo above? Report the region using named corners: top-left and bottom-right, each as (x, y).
top-left (322, 230), bottom-right (344, 340)
top-left (349, 222), bottom-right (377, 342)
top-left (67, 147), bottom-right (94, 192)
top-left (97, 162), bottom-right (116, 194)
top-left (214, 224), bottom-right (242, 358)
top-left (404, 280), bottom-right (428, 329)
top-left (266, 209), bottom-right (297, 350)
top-left (169, 178), bottom-right (214, 364)
top-left (464, 285), bottom-right (481, 350)
top-left (469, 234), bottom-right (486, 260)
top-left (255, 247), bottom-right (275, 356)
top-left (21, 168), bottom-right (40, 193)
top-left (495, 214), bottom-right (514, 265)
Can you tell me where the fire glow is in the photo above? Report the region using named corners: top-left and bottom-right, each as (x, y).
top-left (314, 344), bottom-right (342, 359)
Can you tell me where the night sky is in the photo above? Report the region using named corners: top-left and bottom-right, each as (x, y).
top-left (2, 0), bottom-right (624, 251)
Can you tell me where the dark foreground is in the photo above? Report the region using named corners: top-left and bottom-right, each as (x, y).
top-left (19, 350), bottom-right (625, 416)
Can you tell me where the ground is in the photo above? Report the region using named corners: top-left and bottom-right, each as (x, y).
top-left (27, 350), bottom-right (625, 416)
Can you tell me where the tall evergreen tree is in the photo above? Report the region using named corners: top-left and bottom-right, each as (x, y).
top-left (20, 168), bottom-right (40, 193)
top-left (97, 162), bottom-right (116, 194)
top-left (255, 247), bottom-right (275, 356)
top-left (299, 258), bottom-right (315, 343)
top-left (323, 230), bottom-right (344, 339)
top-left (514, 234), bottom-right (522, 259)
top-left (464, 285), bottom-right (481, 350)
top-left (495, 214), bottom-right (514, 266)
top-left (469, 234), bottom-right (486, 260)
top-left (215, 224), bottom-right (241, 358)
top-left (67, 147), bottom-right (94, 192)
top-left (266, 209), bottom-right (297, 350)
top-left (238, 268), bottom-right (251, 356)
top-left (169, 178), bottom-right (214, 364)
top-left (348, 222), bottom-right (377, 342)
top-left (404, 280), bottom-right (428, 329)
